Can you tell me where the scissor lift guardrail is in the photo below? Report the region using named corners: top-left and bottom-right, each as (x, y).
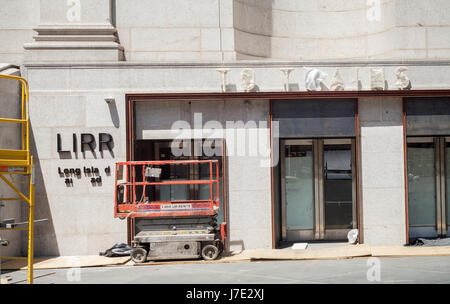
top-left (114, 160), bottom-right (220, 218)
top-left (0, 74), bottom-right (35, 284)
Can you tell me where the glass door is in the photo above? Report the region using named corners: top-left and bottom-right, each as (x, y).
top-left (447, 137), bottom-right (450, 235)
top-left (407, 137), bottom-right (448, 239)
top-left (323, 139), bottom-right (356, 239)
top-left (281, 138), bottom-right (356, 241)
top-left (156, 142), bottom-right (190, 201)
top-left (281, 140), bottom-right (315, 240)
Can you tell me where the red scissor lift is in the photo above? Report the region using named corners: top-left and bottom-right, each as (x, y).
top-left (114, 160), bottom-right (225, 262)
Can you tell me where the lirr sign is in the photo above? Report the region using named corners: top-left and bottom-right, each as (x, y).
top-left (57, 133), bottom-right (113, 153)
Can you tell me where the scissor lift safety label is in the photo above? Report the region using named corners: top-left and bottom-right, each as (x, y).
top-left (161, 203), bottom-right (192, 210)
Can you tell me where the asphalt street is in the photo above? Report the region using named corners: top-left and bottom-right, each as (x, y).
top-left (2, 256), bottom-right (450, 284)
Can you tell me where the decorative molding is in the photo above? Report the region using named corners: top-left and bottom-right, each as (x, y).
top-left (126, 90), bottom-right (450, 101)
top-left (330, 68), bottom-right (345, 91)
top-left (240, 68), bottom-right (257, 92)
top-left (395, 67), bottom-right (412, 90)
top-left (370, 68), bottom-right (385, 90)
top-left (23, 59), bottom-right (450, 69)
top-left (280, 67), bottom-right (295, 91)
top-left (24, 24), bottom-right (124, 62)
top-left (216, 68), bottom-right (231, 92)
top-left (304, 68), bottom-right (328, 91)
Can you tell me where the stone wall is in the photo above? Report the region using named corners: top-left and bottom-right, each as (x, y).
top-left (22, 61), bottom-right (450, 255)
top-left (115, 0), bottom-right (236, 62)
top-left (233, 0), bottom-right (450, 60)
top-left (2, 0), bottom-right (450, 62)
top-left (0, 0), bottom-right (39, 65)
top-left (26, 66), bottom-right (128, 255)
top-left (359, 97), bottom-right (407, 245)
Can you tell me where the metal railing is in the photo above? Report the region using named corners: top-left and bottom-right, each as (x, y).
top-left (114, 160), bottom-right (220, 219)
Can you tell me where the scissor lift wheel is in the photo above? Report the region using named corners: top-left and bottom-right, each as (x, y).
top-left (201, 244), bottom-right (219, 260)
top-left (130, 247), bottom-right (148, 263)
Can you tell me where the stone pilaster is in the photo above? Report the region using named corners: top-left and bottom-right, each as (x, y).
top-left (24, 0), bottom-right (123, 62)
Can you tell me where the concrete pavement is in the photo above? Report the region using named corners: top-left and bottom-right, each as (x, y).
top-left (2, 256), bottom-right (450, 284)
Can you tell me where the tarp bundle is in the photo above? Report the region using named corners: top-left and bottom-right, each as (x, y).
top-left (414, 238), bottom-right (450, 247)
top-left (100, 243), bottom-right (132, 257)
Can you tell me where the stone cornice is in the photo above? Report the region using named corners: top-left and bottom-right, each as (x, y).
top-left (23, 59), bottom-right (450, 69)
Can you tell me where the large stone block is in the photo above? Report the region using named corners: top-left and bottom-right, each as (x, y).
top-left (393, 26), bottom-right (427, 50)
top-left (428, 27), bottom-right (450, 49)
top-left (0, 29), bottom-right (34, 52)
top-left (363, 224), bottom-right (407, 246)
top-left (116, 0), bottom-right (219, 28)
top-left (201, 28), bottom-right (221, 52)
top-left (35, 193), bottom-right (126, 256)
top-left (40, 0), bottom-right (111, 24)
top-left (395, 0), bottom-right (450, 27)
top-left (128, 51), bottom-right (203, 62)
top-left (227, 189), bottom-right (272, 250)
top-left (24, 47), bottom-right (124, 63)
top-left (0, 0), bottom-right (39, 27)
top-left (27, 69), bottom-right (71, 92)
top-left (85, 94), bottom-right (125, 128)
top-left (361, 151), bottom-right (405, 189)
top-left (220, 0), bottom-right (234, 28)
top-left (30, 95), bottom-right (86, 128)
top-left (361, 125), bottom-right (404, 153)
top-left (131, 28), bottom-right (201, 52)
top-left (363, 187), bottom-right (406, 226)
top-left (228, 155), bottom-right (271, 191)
top-left (220, 28), bottom-right (235, 51)
top-left (359, 97), bottom-right (403, 123)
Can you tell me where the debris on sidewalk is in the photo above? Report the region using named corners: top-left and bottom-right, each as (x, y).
top-left (99, 243), bottom-right (132, 257)
top-left (413, 237), bottom-right (450, 247)
top-left (347, 229), bottom-right (359, 244)
top-left (291, 243), bottom-right (308, 250)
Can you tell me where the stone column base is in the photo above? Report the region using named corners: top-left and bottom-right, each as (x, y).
top-left (24, 24), bottom-right (124, 62)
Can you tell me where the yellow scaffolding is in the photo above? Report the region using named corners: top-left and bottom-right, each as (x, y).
top-left (0, 74), bottom-right (35, 284)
